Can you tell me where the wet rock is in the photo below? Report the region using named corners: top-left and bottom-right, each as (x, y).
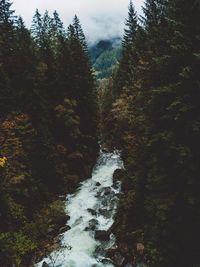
top-left (74, 216), bottom-right (83, 225)
top-left (95, 230), bottom-right (111, 241)
top-left (96, 182), bottom-right (101, 187)
top-left (102, 147), bottom-right (109, 153)
top-left (87, 208), bottom-right (97, 216)
top-left (110, 191), bottom-right (116, 198)
top-left (66, 215), bottom-right (71, 221)
top-left (89, 218), bottom-right (99, 226)
top-left (97, 187), bottom-right (112, 197)
top-left (59, 225), bottom-right (71, 234)
top-left (85, 219), bottom-right (99, 231)
top-left (96, 191), bottom-right (103, 197)
top-left (95, 245), bottom-right (104, 254)
top-left (101, 199), bottom-right (109, 206)
top-left (99, 208), bottom-right (112, 218)
top-left (104, 187), bottom-right (112, 196)
top-left (101, 258), bottom-right (113, 264)
top-left (42, 261), bottom-right (49, 267)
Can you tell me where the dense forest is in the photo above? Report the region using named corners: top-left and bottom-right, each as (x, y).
top-left (0, 0), bottom-right (98, 265)
top-left (1, 0), bottom-right (200, 266)
top-left (101, 0), bottom-right (200, 267)
top-left (90, 38), bottom-right (122, 79)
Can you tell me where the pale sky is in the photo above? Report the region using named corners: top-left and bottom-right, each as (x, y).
top-left (12, 0), bottom-right (144, 44)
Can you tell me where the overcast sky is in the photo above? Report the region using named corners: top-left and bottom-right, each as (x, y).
top-left (12, 0), bottom-right (144, 44)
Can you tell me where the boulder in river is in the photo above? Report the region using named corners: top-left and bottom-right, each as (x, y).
top-left (104, 187), bottom-right (112, 196)
top-left (85, 219), bottom-right (99, 231)
top-left (95, 230), bottom-right (111, 241)
top-left (87, 208), bottom-right (97, 216)
top-left (96, 187), bottom-right (113, 197)
top-left (42, 262), bottom-right (49, 267)
top-left (96, 182), bottom-right (101, 186)
top-left (98, 208), bottom-right (112, 218)
top-left (59, 225), bottom-right (71, 234)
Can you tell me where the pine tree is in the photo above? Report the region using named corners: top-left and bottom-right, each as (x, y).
top-left (67, 19), bottom-right (98, 148)
top-left (31, 9), bottom-right (43, 47)
top-left (52, 10), bottom-right (65, 38)
top-left (11, 16), bottom-right (37, 112)
top-left (0, 0), bottom-right (14, 24)
top-left (114, 1), bottom-right (138, 97)
top-left (72, 15), bottom-right (88, 52)
top-left (0, 0), bottom-right (15, 115)
top-left (31, 10), bottom-right (56, 107)
top-left (123, 0), bottom-right (138, 48)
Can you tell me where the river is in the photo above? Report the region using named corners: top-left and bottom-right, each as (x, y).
top-left (36, 151), bottom-right (123, 267)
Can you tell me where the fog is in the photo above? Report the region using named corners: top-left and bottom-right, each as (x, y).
top-left (12, 0), bottom-right (144, 44)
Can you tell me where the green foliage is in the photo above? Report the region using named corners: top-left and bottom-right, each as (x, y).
top-left (89, 39), bottom-right (122, 79)
top-left (0, 231), bottom-right (36, 266)
top-left (94, 47), bottom-right (122, 79)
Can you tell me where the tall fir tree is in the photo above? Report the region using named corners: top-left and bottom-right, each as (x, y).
top-left (114, 1), bottom-right (138, 97)
top-left (0, 0), bottom-right (15, 115)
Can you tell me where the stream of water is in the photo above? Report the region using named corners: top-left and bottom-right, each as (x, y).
top-left (36, 151), bottom-right (123, 267)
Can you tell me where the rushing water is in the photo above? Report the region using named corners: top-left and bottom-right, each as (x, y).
top-left (36, 151), bottom-right (123, 267)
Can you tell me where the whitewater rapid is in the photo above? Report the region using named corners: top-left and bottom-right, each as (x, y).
top-left (36, 151), bottom-right (123, 267)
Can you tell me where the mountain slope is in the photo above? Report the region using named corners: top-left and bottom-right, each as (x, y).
top-left (89, 38), bottom-right (122, 79)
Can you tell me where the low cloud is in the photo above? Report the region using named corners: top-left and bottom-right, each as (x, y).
top-left (12, 0), bottom-right (143, 44)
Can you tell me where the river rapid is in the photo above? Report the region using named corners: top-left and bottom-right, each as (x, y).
top-left (36, 151), bottom-right (123, 267)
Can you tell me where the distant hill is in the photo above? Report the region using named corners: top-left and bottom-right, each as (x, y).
top-left (89, 38), bottom-right (122, 79)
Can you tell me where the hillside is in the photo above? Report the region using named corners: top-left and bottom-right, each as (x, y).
top-left (89, 38), bottom-right (122, 79)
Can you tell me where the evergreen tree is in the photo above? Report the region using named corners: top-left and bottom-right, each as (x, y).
top-left (53, 10), bottom-right (64, 37)
top-left (123, 0), bottom-right (138, 48)
top-left (72, 15), bottom-right (88, 52)
top-left (67, 19), bottom-right (98, 155)
top-left (0, 0), bottom-right (15, 115)
top-left (102, 1), bottom-right (200, 267)
top-left (31, 9), bottom-right (43, 47)
top-left (31, 10), bottom-right (56, 107)
top-left (11, 17), bottom-right (37, 112)
top-left (114, 1), bottom-right (138, 97)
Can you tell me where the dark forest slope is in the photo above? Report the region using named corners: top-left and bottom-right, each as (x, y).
top-left (0, 3), bottom-right (98, 266)
top-left (102, 0), bottom-right (200, 266)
